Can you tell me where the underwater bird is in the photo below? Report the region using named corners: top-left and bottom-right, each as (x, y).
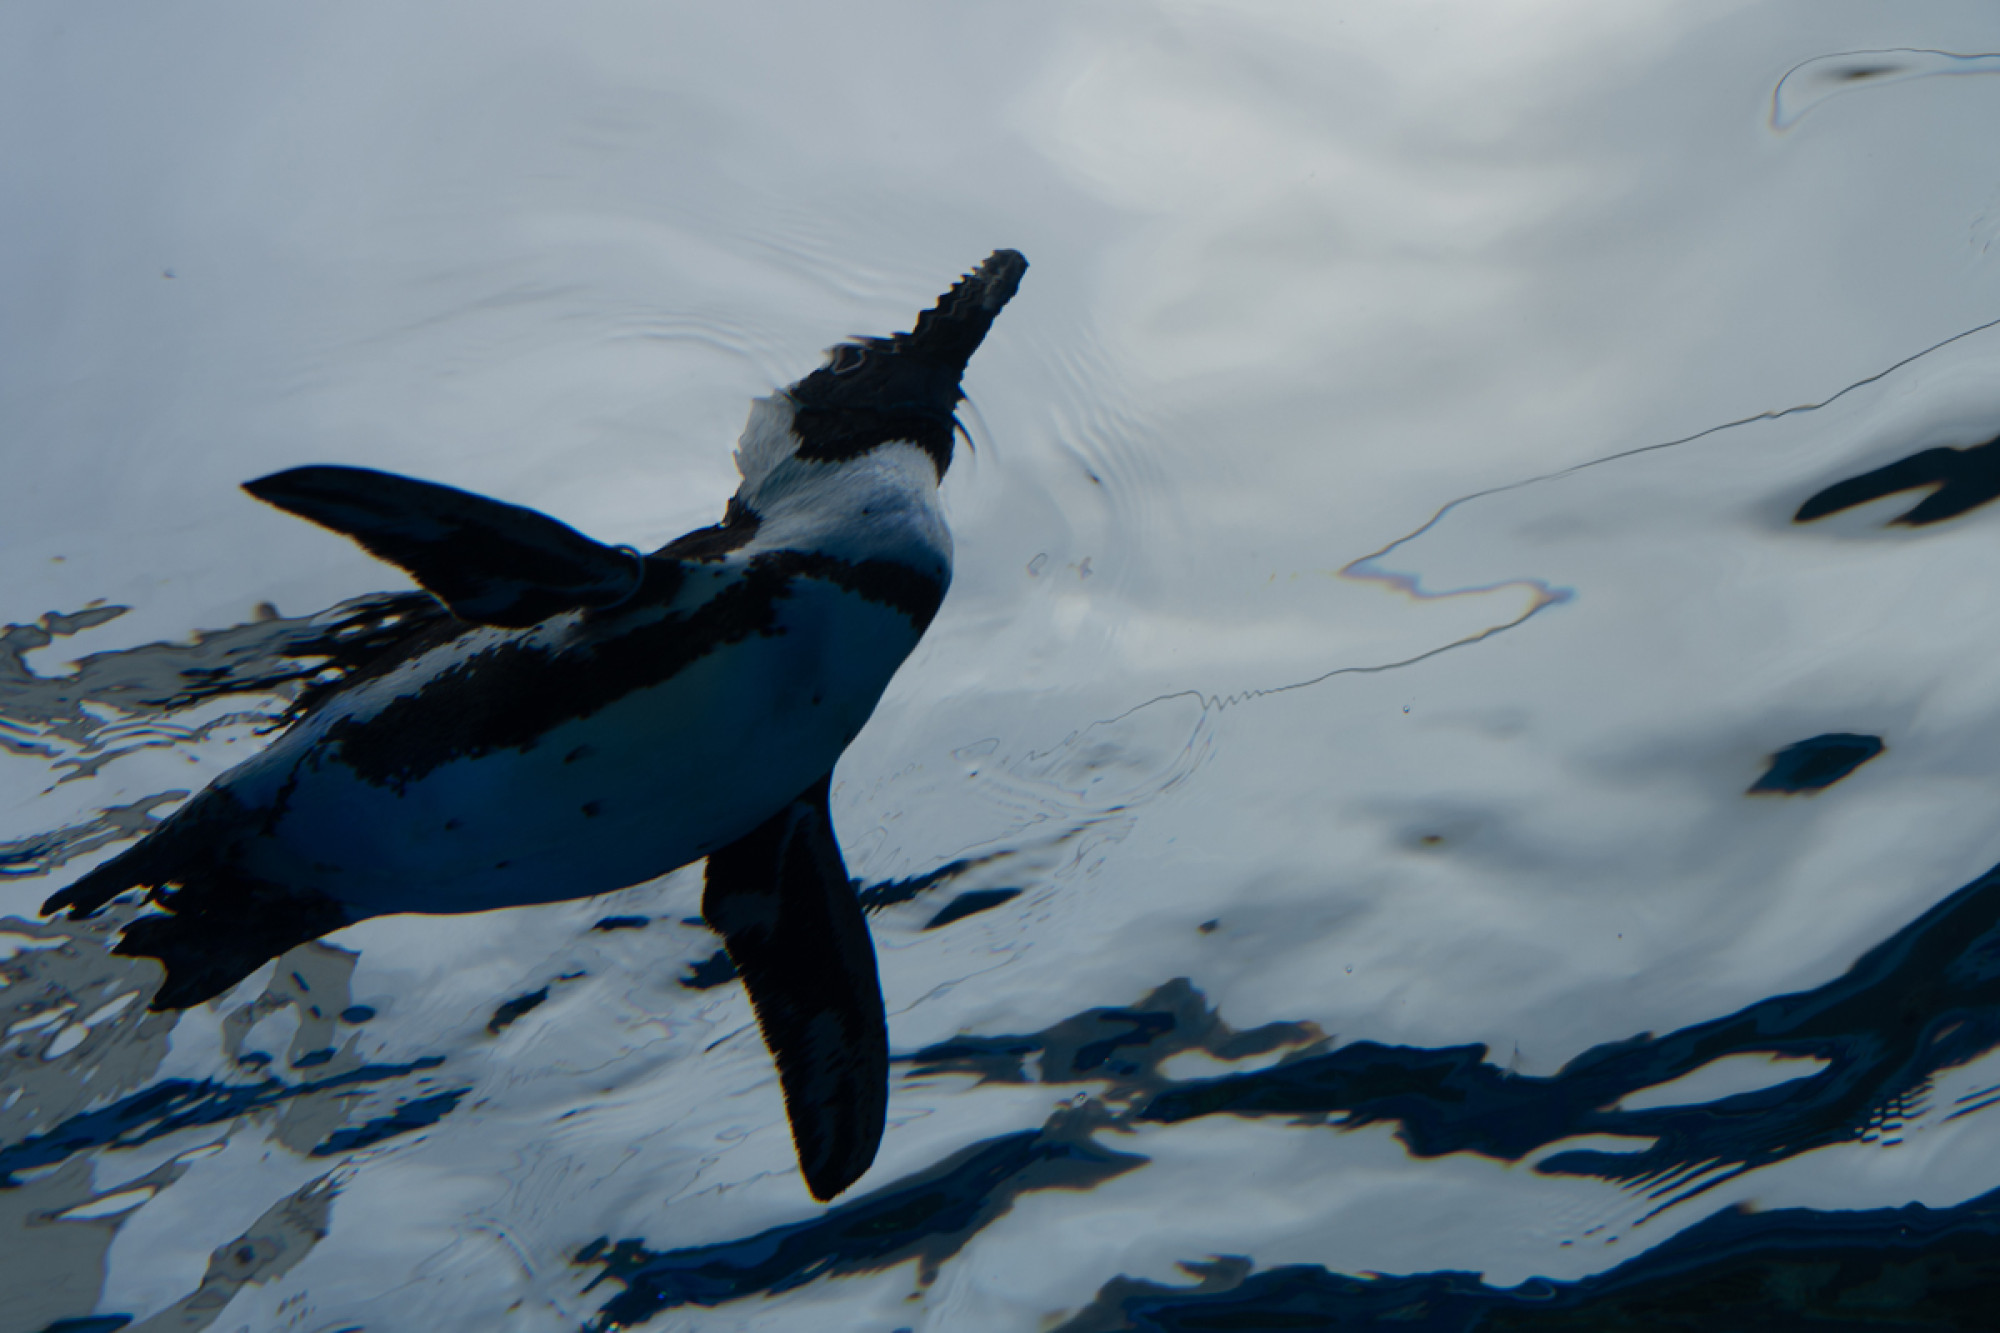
top-left (42, 249), bottom-right (1028, 1201)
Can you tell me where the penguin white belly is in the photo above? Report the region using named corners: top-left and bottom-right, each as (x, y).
top-left (235, 577), bottom-right (925, 917)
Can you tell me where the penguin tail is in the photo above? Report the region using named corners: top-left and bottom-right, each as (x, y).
top-left (44, 795), bottom-right (349, 1011)
top-left (110, 868), bottom-right (349, 1011)
top-left (42, 783), bottom-right (244, 920)
top-left (41, 832), bottom-right (176, 920)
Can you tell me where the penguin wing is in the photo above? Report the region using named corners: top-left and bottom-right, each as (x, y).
top-left (244, 465), bottom-right (662, 628)
top-left (702, 776), bottom-right (887, 1202)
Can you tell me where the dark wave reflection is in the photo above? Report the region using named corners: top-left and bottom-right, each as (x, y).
top-left (1749, 732), bottom-right (1885, 795)
top-left (576, 1105), bottom-right (1145, 1330)
top-left (1136, 854), bottom-right (2000, 1218)
top-left (566, 832), bottom-right (2000, 1328)
top-left (1796, 430), bottom-right (2000, 527)
top-left (898, 853), bottom-right (2000, 1223)
top-left (1056, 1185), bottom-right (2000, 1331)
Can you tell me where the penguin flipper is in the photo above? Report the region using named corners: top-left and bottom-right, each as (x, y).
top-left (703, 776), bottom-right (887, 1202)
top-left (244, 466), bottom-right (669, 628)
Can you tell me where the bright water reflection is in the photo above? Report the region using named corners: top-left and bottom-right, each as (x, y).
top-left (7, 3), bottom-right (2000, 1329)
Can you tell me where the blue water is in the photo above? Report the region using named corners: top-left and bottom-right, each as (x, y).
top-left (8, 5), bottom-right (2000, 1330)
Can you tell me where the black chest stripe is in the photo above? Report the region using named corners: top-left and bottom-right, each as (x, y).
top-left (779, 551), bottom-right (948, 627)
top-left (323, 552), bottom-right (946, 790)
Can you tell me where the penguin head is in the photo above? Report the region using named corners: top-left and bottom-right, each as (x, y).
top-left (781, 249), bottom-right (1027, 480)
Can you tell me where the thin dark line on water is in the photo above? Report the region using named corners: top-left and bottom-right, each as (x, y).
top-left (1083, 593), bottom-right (1553, 727)
top-left (1096, 310), bottom-right (2000, 733)
top-left (1348, 309), bottom-right (2000, 580)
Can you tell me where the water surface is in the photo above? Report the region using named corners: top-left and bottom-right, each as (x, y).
top-left (7, 3), bottom-right (2000, 1329)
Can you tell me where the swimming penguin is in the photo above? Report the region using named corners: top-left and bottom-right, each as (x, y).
top-left (41, 249), bottom-right (1028, 1202)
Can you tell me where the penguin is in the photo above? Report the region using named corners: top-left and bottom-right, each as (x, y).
top-left (41, 249), bottom-right (1028, 1202)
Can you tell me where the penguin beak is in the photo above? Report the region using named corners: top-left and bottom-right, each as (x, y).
top-left (783, 250), bottom-right (1028, 477)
